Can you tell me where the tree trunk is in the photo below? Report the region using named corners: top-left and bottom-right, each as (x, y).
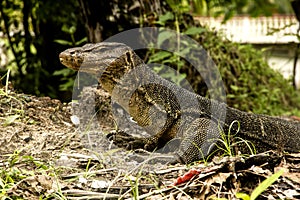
top-left (78, 0), bottom-right (114, 42)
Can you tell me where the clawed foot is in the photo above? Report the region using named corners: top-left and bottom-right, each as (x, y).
top-left (107, 130), bottom-right (149, 150)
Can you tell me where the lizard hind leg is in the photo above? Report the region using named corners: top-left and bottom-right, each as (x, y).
top-left (177, 118), bottom-right (220, 164)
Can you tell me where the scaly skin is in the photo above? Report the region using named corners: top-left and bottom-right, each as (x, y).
top-left (59, 42), bottom-right (300, 163)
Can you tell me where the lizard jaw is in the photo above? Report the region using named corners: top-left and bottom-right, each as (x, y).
top-left (59, 49), bottom-right (84, 71)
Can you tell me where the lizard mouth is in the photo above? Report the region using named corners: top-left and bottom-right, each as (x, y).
top-left (59, 51), bottom-right (83, 70)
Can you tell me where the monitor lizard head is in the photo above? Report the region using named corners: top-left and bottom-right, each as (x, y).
top-left (59, 42), bottom-right (142, 76)
top-left (59, 42), bottom-right (144, 93)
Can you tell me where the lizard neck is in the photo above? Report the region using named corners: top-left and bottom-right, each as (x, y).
top-left (99, 51), bottom-right (144, 94)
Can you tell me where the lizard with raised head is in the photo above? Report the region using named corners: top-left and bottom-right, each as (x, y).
top-left (59, 42), bottom-right (300, 164)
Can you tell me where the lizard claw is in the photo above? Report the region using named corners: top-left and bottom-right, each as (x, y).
top-left (106, 130), bottom-right (144, 150)
top-left (106, 130), bottom-right (149, 150)
top-left (107, 130), bottom-right (134, 149)
top-left (106, 130), bottom-right (132, 141)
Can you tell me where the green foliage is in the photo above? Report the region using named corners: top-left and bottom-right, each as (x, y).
top-left (0, 151), bottom-right (61, 199)
top-left (0, 0), bottom-right (85, 99)
top-left (162, 0), bottom-right (293, 22)
top-left (0, 70), bottom-right (26, 127)
top-left (236, 169), bottom-right (284, 200)
top-left (54, 24), bottom-right (87, 46)
top-left (53, 68), bottom-right (76, 92)
top-left (215, 120), bottom-right (256, 157)
top-left (189, 0), bottom-right (293, 22)
top-left (144, 1), bottom-right (300, 116)
top-left (148, 10), bottom-right (203, 87)
top-left (0, 69), bottom-right (11, 95)
top-left (200, 32), bottom-right (300, 115)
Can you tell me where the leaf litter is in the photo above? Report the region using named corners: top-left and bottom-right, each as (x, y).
top-left (0, 86), bottom-right (299, 199)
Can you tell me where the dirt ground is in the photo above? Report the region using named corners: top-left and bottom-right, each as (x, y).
top-left (0, 85), bottom-right (300, 199)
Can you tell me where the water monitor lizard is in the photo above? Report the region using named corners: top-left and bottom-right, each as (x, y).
top-left (59, 42), bottom-right (300, 164)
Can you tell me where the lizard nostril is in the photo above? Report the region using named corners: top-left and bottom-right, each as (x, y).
top-left (59, 52), bottom-right (67, 59)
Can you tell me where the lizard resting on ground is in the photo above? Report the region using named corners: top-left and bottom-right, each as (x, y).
top-left (59, 42), bottom-right (300, 164)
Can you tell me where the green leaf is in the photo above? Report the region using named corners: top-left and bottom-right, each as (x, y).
top-left (53, 68), bottom-right (73, 76)
top-left (54, 39), bottom-right (73, 46)
top-left (30, 44), bottom-right (37, 55)
top-left (236, 193), bottom-right (250, 200)
top-left (148, 51), bottom-right (172, 63)
top-left (230, 85), bottom-right (239, 91)
top-left (157, 30), bottom-right (176, 47)
top-left (75, 37), bottom-right (88, 46)
top-left (184, 27), bottom-right (206, 35)
top-left (62, 25), bottom-right (76, 34)
top-left (153, 65), bottom-right (164, 73)
top-left (59, 78), bottom-right (74, 91)
top-left (4, 114), bottom-right (20, 126)
top-left (192, 0), bottom-right (207, 15)
top-left (156, 12), bottom-right (174, 25)
top-left (250, 169), bottom-right (284, 200)
top-left (165, 0), bottom-right (177, 12)
top-left (178, 48), bottom-right (190, 57)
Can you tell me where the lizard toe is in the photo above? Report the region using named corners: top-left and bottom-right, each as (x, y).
top-left (106, 130), bottom-right (131, 141)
